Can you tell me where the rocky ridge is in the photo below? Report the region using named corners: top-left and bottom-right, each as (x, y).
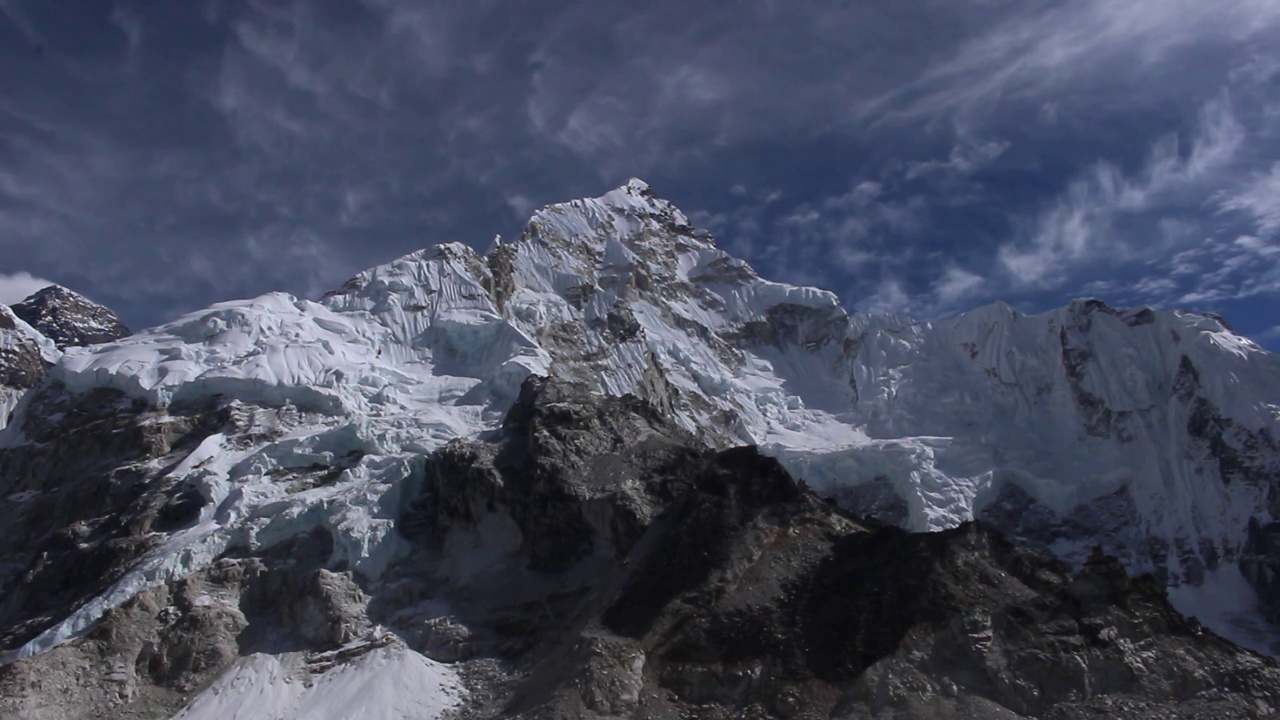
top-left (2, 376), bottom-right (1277, 719)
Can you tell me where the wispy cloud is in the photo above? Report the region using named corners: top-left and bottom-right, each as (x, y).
top-left (1218, 162), bottom-right (1280, 237)
top-left (932, 266), bottom-right (986, 306)
top-left (1170, 234), bottom-right (1280, 305)
top-left (904, 137), bottom-right (1008, 182)
top-left (872, 0), bottom-right (1280, 124)
top-left (997, 95), bottom-right (1245, 287)
top-left (0, 272), bottom-right (54, 306)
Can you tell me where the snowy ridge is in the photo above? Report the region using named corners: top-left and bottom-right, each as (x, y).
top-left (820, 300), bottom-right (1280, 562)
top-left (4, 179), bottom-right (1280, 667)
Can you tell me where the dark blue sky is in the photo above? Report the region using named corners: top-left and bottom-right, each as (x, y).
top-left (0, 0), bottom-right (1277, 349)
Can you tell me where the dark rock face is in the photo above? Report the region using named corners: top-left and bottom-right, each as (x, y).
top-left (0, 388), bottom-right (303, 656)
top-left (1, 305), bottom-right (53, 401)
top-left (0, 338), bottom-right (48, 392)
top-left (0, 544), bottom-right (375, 720)
top-left (392, 378), bottom-right (1280, 719)
top-left (10, 284), bottom-right (130, 349)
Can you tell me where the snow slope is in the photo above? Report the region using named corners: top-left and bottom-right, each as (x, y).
top-left (3, 179), bottom-right (1279, 669)
top-left (173, 640), bottom-right (464, 720)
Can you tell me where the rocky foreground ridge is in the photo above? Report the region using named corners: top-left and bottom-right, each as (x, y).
top-left (1, 376), bottom-right (1278, 719)
top-left (0, 180), bottom-right (1277, 718)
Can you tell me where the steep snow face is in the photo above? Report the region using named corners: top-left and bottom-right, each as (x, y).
top-left (824, 300), bottom-right (1280, 578)
top-left (494, 178), bottom-right (864, 451)
top-left (5, 179), bottom-right (1280, 665)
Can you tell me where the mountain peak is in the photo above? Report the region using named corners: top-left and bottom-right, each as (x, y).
top-left (624, 176), bottom-right (651, 193)
top-left (10, 284), bottom-right (130, 350)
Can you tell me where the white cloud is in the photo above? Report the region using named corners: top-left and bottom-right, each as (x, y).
top-left (0, 271), bottom-right (54, 305)
top-left (1161, 234), bottom-right (1280, 305)
top-left (932, 266), bottom-right (986, 305)
top-left (855, 278), bottom-right (912, 315)
top-left (873, 0), bottom-right (1280, 122)
top-left (904, 137), bottom-right (1008, 181)
top-left (849, 266), bottom-right (989, 319)
top-left (505, 193), bottom-right (535, 220)
top-left (1218, 162), bottom-right (1280, 237)
top-left (997, 95), bottom-right (1245, 287)
top-left (110, 3), bottom-right (144, 67)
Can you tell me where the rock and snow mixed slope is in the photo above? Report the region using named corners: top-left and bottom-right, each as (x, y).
top-left (10, 284), bottom-right (130, 350)
top-left (0, 180), bottom-right (1278, 716)
top-left (2, 284), bottom-right (127, 431)
top-left (5, 372), bottom-right (1278, 719)
top-left (0, 303), bottom-right (61, 431)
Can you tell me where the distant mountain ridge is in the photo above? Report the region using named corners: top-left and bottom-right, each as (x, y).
top-left (10, 284), bottom-right (130, 350)
top-left (0, 283), bottom-right (127, 430)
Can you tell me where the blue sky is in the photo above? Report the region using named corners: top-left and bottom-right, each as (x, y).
top-left (0, 0), bottom-right (1277, 348)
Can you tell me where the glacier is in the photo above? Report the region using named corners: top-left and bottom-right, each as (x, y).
top-left (3, 178), bottom-right (1280, 670)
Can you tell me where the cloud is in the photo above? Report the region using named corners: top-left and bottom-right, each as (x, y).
top-left (997, 95), bottom-right (1246, 287)
top-left (904, 137), bottom-right (1008, 182)
top-left (1218, 162), bottom-right (1280, 237)
top-left (932, 266), bottom-right (986, 306)
top-left (505, 194), bottom-right (536, 221)
top-left (110, 3), bottom-right (144, 66)
top-left (872, 0), bottom-right (1280, 125)
top-left (1169, 234), bottom-right (1280, 305)
top-left (854, 277), bottom-right (912, 316)
top-left (847, 265), bottom-right (990, 319)
top-left (0, 272), bottom-right (54, 306)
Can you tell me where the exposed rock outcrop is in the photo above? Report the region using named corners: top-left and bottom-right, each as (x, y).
top-left (10, 285), bottom-right (130, 349)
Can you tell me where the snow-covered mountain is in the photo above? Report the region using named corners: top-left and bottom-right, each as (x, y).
top-left (1, 180), bottom-right (1279, 718)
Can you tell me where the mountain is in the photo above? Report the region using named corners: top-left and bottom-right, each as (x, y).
top-left (0, 180), bottom-right (1277, 718)
top-left (10, 284), bottom-right (131, 350)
